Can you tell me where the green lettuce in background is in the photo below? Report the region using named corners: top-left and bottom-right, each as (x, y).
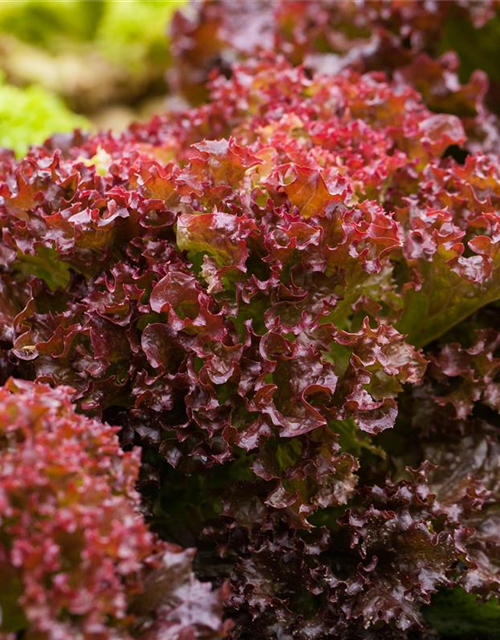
top-left (0, 0), bottom-right (185, 115)
top-left (0, 72), bottom-right (88, 156)
top-left (0, 0), bottom-right (185, 154)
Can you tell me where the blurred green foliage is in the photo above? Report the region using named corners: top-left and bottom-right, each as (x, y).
top-left (440, 7), bottom-right (500, 85)
top-left (424, 588), bottom-right (500, 639)
top-left (0, 0), bottom-right (184, 114)
top-left (0, 0), bottom-right (104, 46)
top-left (0, 0), bottom-right (184, 154)
top-left (0, 0), bottom-right (183, 66)
top-left (0, 73), bottom-right (88, 156)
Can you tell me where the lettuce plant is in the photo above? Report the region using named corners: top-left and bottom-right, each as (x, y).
top-left (0, 378), bottom-right (228, 639)
top-left (1, 51), bottom-right (500, 637)
top-left (0, 74), bottom-right (88, 156)
top-left (170, 0), bottom-right (500, 153)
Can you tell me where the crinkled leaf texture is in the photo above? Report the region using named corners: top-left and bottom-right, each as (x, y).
top-left (169, 0), bottom-right (500, 151)
top-left (0, 49), bottom-right (500, 639)
top-left (0, 379), bottom-right (229, 639)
